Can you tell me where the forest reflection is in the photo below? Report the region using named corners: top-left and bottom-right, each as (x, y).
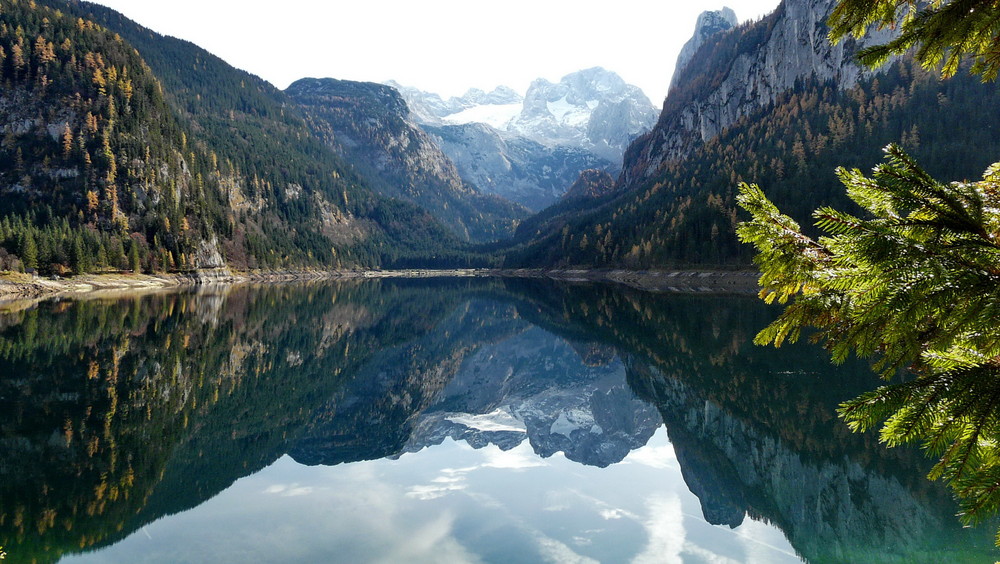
top-left (0, 279), bottom-right (995, 563)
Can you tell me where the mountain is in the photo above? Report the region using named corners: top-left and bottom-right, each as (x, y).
top-left (669, 7), bottom-right (738, 92)
top-left (422, 122), bottom-right (612, 211)
top-left (508, 67), bottom-right (659, 161)
top-left (390, 68), bottom-right (655, 210)
top-left (397, 69), bottom-right (657, 161)
top-left (4, 0), bottom-right (492, 275)
top-left (625, 0), bottom-right (896, 180)
top-left (501, 0), bottom-right (1000, 268)
top-left (286, 78), bottom-right (527, 242)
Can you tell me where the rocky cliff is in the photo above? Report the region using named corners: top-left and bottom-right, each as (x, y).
top-left (622, 0), bottom-right (897, 189)
top-left (669, 7), bottom-right (738, 92)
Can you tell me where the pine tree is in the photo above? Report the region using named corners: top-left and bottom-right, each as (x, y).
top-left (128, 238), bottom-right (140, 273)
top-left (829, 0), bottom-right (1000, 80)
top-left (19, 231), bottom-right (37, 270)
top-left (738, 0), bottom-right (1000, 543)
top-left (738, 145), bottom-right (1000, 537)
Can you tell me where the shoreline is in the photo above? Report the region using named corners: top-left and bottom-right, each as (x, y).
top-left (0, 267), bottom-right (761, 302)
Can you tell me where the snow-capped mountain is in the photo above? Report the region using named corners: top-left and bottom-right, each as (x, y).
top-left (392, 68), bottom-right (657, 161)
top-left (386, 68), bottom-right (656, 209)
top-left (508, 67), bottom-right (659, 161)
top-left (386, 82), bottom-right (523, 127)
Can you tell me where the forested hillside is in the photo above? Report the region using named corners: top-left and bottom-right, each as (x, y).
top-left (0, 0), bottom-right (483, 275)
top-left (0, 0), bottom-right (217, 274)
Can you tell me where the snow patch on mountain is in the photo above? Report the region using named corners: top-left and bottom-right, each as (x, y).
top-left (389, 67), bottom-right (657, 162)
top-left (441, 103), bottom-right (522, 129)
top-left (447, 408), bottom-right (527, 433)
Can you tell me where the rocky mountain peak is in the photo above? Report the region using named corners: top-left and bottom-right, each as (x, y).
top-left (670, 7), bottom-right (738, 92)
top-left (621, 0), bottom-right (900, 190)
top-left (508, 67), bottom-right (658, 161)
top-left (391, 68), bottom-right (657, 162)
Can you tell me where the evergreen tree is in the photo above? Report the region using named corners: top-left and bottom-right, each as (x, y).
top-left (740, 0), bottom-right (1000, 543)
top-left (738, 146), bottom-right (1000, 538)
top-left (70, 234), bottom-right (86, 274)
top-left (128, 238), bottom-right (140, 273)
top-left (829, 0), bottom-right (1000, 80)
top-left (19, 231), bottom-right (37, 270)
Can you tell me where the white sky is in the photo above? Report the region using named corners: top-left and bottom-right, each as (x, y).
top-left (87, 0), bottom-right (782, 105)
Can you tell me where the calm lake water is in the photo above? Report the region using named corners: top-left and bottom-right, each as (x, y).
top-left (0, 278), bottom-right (996, 563)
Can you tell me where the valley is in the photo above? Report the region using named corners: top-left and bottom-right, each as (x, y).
top-left (3, 0), bottom-right (1000, 560)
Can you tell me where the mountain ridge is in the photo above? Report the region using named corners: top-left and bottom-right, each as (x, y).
top-left (286, 77), bottom-right (528, 242)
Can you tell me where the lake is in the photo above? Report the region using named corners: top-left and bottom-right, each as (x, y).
top-left (0, 278), bottom-right (996, 563)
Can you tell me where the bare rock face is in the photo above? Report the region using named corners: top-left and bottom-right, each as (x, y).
top-left (193, 236), bottom-right (225, 269)
top-left (621, 0), bottom-right (899, 191)
top-left (670, 7), bottom-right (738, 93)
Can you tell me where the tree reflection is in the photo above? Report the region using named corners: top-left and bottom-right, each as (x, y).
top-left (0, 279), bottom-right (996, 563)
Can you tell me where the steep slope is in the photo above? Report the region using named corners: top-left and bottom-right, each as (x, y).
top-left (24, 0), bottom-right (469, 271)
top-left (286, 78), bottom-right (527, 242)
top-left (0, 0), bottom-right (231, 273)
top-left (502, 0), bottom-right (1000, 268)
top-left (629, 0), bottom-right (895, 179)
top-left (561, 169), bottom-right (616, 202)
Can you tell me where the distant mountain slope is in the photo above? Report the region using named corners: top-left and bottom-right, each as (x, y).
top-left (286, 78), bottom-right (528, 243)
top-left (423, 122), bottom-right (612, 211)
top-left (391, 68), bottom-right (653, 210)
top-left (22, 0), bottom-right (472, 271)
top-left (501, 0), bottom-right (1000, 268)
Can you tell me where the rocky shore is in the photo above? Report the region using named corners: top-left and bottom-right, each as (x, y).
top-left (0, 268), bottom-right (761, 303)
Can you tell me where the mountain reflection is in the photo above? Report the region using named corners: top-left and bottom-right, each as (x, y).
top-left (0, 279), bottom-right (996, 563)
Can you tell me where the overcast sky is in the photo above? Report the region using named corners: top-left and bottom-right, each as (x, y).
top-left (87, 0), bottom-right (782, 105)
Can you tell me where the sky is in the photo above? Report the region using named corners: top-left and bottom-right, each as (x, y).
top-left (87, 0), bottom-right (782, 105)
